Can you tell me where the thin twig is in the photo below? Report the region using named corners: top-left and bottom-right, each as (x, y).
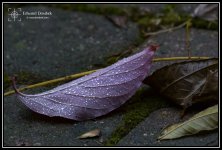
top-left (144, 20), bottom-right (189, 37)
top-left (4, 56), bottom-right (210, 97)
top-left (153, 56), bottom-right (209, 62)
top-left (185, 19), bottom-right (192, 58)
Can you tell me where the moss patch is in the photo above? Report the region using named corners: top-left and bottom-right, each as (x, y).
top-left (135, 3), bottom-right (218, 34)
top-left (4, 73), bottom-right (11, 90)
top-left (104, 87), bottom-right (169, 146)
top-left (161, 4), bottom-right (182, 24)
top-left (15, 41), bottom-right (27, 50)
top-left (191, 18), bottom-right (218, 30)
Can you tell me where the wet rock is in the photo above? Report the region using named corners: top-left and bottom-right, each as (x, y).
top-left (4, 94), bottom-right (123, 146)
top-left (118, 107), bottom-right (218, 146)
top-left (4, 6), bottom-right (139, 79)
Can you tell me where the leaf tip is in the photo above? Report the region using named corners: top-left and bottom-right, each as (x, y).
top-left (149, 44), bottom-right (159, 52)
top-left (157, 133), bottom-right (165, 141)
top-left (157, 136), bottom-right (162, 141)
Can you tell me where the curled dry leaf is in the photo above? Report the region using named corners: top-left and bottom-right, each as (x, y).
top-left (78, 129), bottom-right (101, 139)
top-left (143, 58), bottom-right (218, 109)
top-left (158, 104), bottom-right (218, 140)
top-left (13, 45), bottom-right (158, 121)
top-left (192, 4), bottom-right (218, 21)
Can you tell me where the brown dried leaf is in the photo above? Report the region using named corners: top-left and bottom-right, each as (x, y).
top-left (193, 69), bottom-right (218, 103)
top-left (78, 129), bottom-right (101, 139)
top-left (143, 58), bottom-right (218, 109)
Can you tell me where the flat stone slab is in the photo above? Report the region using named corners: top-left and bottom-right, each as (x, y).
top-left (3, 6), bottom-right (139, 147)
top-left (117, 107), bottom-right (218, 146)
top-left (4, 6), bottom-right (139, 79)
top-left (4, 5), bottom-right (218, 147)
top-left (152, 28), bottom-right (218, 57)
top-left (117, 28), bottom-right (218, 146)
top-left (145, 28), bottom-right (218, 73)
top-left (135, 4), bottom-right (198, 14)
top-left (100, 4), bottom-right (199, 14)
top-left (4, 92), bottom-right (123, 146)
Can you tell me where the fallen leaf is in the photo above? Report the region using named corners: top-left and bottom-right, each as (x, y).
top-left (13, 45), bottom-right (158, 121)
top-left (192, 4), bottom-right (218, 21)
top-left (193, 69), bottom-right (218, 104)
top-left (78, 129), bottom-right (101, 139)
top-left (143, 58), bottom-right (218, 109)
top-left (158, 104), bottom-right (218, 140)
top-left (106, 15), bottom-right (128, 28)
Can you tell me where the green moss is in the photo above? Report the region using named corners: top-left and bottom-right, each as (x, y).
top-left (137, 16), bottom-right (158, 28)
top-left (104, 87), bottom-right (169, 146)
top-left (162, 12), bottom-right (182, 25)
top-left (136, 4), bottom-right (181, 32)
top-left (4, 73), bottom-right (11, 90)
top-left (106, 56), bottom-right (120, 65)
top-left (158, 4), bottom-right (183, 26)
top-left (135, 3), bottom-right (217, 33)
top-left (128, 6), bottom-right (149, 21)
top-left (15, 41), bottom-right (26, 50)
top-left (162, 4), bottom-right (177, 13)
top-left (191, 18), bottom-right (218, 30)
top-left (136, 12), bottom-right (183, 34)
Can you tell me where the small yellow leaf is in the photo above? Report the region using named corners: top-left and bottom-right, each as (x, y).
top-left (78, 129), bottom-right (101, 139)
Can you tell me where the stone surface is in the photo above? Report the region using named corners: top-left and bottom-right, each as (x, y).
top-left (4, 92), bottom-right (123, 146)
top-left (134, 4), bottom-right (198, 14)
top-left (101, 4), bottom-right (199, 14)
top-left (117, 28), bottom-right (218, 146)
top-left (4, 6), bottom-right (139, 147)
top-left (174, 4), bottom-right (199, 14)
top-left (116, 4), bottom-right (165, 13)
top-left (4, 4), bottom-right (219, 147)
top-left (4, 6), bottom-right (139, 79)
top-left (143, 28), bottom-right (218, 73)
top-left (152, 28), bottom-right (218, 57)
top-left (117, 107), bottom-right (218, 146)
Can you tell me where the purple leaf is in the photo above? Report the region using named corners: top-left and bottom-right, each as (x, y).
top-left (13, 45), bottom-right (158, 121)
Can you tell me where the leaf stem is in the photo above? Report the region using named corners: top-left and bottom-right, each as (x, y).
top-left (153, 56), bottom-right (210, 62)
top-left (4, 56), bottom-right (210, 97)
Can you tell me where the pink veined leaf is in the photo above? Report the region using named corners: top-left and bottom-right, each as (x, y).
top-left (13, 45), bottom-right (158, 121)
